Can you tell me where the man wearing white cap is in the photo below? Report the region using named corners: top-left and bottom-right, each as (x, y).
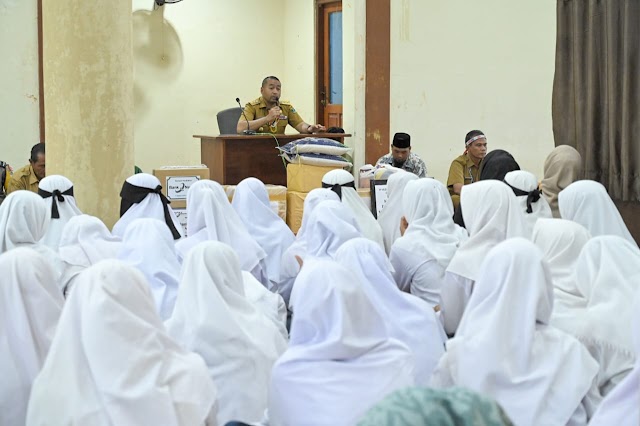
top-left (447, 130), bottom-right (487, 209)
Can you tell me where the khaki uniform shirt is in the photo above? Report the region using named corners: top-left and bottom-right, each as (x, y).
top-left (7, 164), bottom-right (40, 194)
top-left (240, 97), bottom-right (305, 134)
top-left (447, 153), bottom-right (480, 209)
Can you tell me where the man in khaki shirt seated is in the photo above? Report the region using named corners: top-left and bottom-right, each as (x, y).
top-left (7, 143), bottom-right (46, 194)
top-left (237, 76), bottom-right (326, 135)
top-left (447, 130), bottom-right (487, 209)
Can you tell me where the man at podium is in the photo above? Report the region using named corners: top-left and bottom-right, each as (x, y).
top-left (237, 76), bottom-right (326, 135)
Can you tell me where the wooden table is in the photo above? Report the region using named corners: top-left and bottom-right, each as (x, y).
top-left (194, 133), bottom-right (351, 185)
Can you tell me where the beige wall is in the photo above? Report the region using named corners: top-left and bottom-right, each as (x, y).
top-left (0, 0), bottom-right (40, 169)
top-left (390, 0), bottom-right (557, 182)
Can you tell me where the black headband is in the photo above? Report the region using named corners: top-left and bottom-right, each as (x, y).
top-left (322, 181), bottom-right (355, 200)
top-left (119, 181), bottom-right (181, 240)
top-left (504, 182), bottom-right (541, 214)
top-left (38, 187), bottom-right (74, 219)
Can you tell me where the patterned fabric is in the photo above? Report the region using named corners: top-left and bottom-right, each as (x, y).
top-left (358, 387), bottom-right (513, 426)
top-left (376, 152), bottom-right (427, 178)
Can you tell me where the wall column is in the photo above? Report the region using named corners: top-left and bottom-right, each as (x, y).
top-left (42, 0), bottom-right (134, 228)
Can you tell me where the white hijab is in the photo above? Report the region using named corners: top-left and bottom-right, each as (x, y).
top-left (322, 169), bottom-right (384, 247)
top-left (437, 238), bottom-right (598, 426)
top-left (335, 238), bottom-right (445, 385)
top-left (377, 171), bottom-right (418, 254)
top-left (446, 180), bottom-right (527, 281)
top-left (118, 218), bottom-right (181, 321)
top-left (0, 190), bottom-right (49, 254)
top-left (589, 289), bottom-right (640, 426)
top-left (26, 260), bottom-right (217, 426)
top-left (175, 179), bottom-right (266, 276)
top-left (551, 236), bottom-right (640, 365)
top-left (242, 271), bottom-right (288, 340)
top-left (269, 259), bottom-right (415, 426)
top-left (503, 170), bottom-right (552, 237)
top-left (304, 199), bottom-right (362, 260)
top-left (0, 248), bottom-right (64, 426)
top-left (393, 178), bottom-right (467, 269)
top-left (559, 179), bottom-right (636, 246)
top-left (38, 175), bottom-right (83, 250)
top-left (531, 218), bottom-right (591, 310)
top-left (112, 173), bottom-right (184, 240)
top-left (58, 214), bottom-right (121, 294)
top-left (231, 177), bottom-right (295, 285)
top-left (166, 241), bottom-right (286, 425)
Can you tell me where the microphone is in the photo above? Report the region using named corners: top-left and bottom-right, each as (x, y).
top-left (236, 97), bottom-right (256, 135)
top-left (270, 98), bottom-right (280, 130)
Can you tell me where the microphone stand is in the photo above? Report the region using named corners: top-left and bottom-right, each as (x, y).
top-left (236, 97), bottom-right (256, 135)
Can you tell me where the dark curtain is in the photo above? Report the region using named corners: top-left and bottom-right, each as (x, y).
top-left (552, 0), bottom-right (640, 201)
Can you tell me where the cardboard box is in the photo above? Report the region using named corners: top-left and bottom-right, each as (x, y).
top-left (286, 163), bottom-right (344, 193)
top-left (357, 188), bottom-right (371, 214)
top-left (153, 165), bottom-right (210, 208)
top-left (172, 207), bottom-right (188, 236)
top-left (286, 191), bottom-right (307, 234)
top-left (223, 184), bottom-right (287, 222)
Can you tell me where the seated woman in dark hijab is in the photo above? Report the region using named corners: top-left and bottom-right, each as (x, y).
top-left (453, 149), bottom-right (520, 228)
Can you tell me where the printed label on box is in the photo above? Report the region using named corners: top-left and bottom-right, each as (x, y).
top-left (166, 176), bottom-right (200, 200)
top-left (173, 208), bottom-right (188, 236)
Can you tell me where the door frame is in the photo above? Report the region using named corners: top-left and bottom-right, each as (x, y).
top-left (315, 0), bottom-right (342, 125)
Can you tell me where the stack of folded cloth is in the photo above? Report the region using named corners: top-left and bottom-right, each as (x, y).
top-left (277, 137), bottom-right (353, 168)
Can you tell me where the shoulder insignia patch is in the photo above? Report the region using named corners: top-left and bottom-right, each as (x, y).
top-left (250, 98), bottom-right (261, 105)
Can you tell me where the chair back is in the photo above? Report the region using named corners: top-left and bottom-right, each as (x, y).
top-left (217, 107), bottom-right (243, 135)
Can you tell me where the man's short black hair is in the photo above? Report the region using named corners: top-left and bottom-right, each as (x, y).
top-left (465, 130), bottom-right (485, 144)
top-left (327, 127), bottom-right (345, 133)
top-left (261, 76), bottom-right (281, 87)
top-left (30, 143), bottom-right (45, 163)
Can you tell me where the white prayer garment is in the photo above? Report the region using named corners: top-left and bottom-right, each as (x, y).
top-left (503, 170), bottom-right (552, 237)
top-left (231, 177), bottom-right (295, 288)
top-left (278, 188), bottom-right (339, 304)
top-left (38, 175), bottom-right (83, 250)
top-left (175, 179), bottom-right (268, 286)
top-left (589, 289), bottom-right (640, 426)
top-left (559, 179), bottom-right (637, 246)
top-left (531, 218), bottom-right (591, 312)
top-left (376, 170), bottom-right (418, 254)
top-left (431, 238), bottom-right (600, 426)
top-left (0, 190), bottom-right (64, 287)
top-left (442, 180), bottom-right (527, 334)
top-left (540, 145), bottom-right (582, 218)
top-left (390, 178), bottom-right (467, 307)
top-left (58, 214), bottom-right (121, 295)
top-left (26, 260), bottom-right (218, 426)
top-left (335, 238), bottom-right (445, 385)
top-left (551, 236), bottom-right (640, 397)
top-left (303, 199), bottom-right (362, 260)
top-left (269, 259), bottom-right (415, 426)
top-left (166, 241), bottom-right (286, 425)
top-left (242, 270), bottom-right (288, 340)
top-left (321, 169), bottom-right (384, 247)
top-left (117, 218), bottom-right (182, 320)
top-left (0, 248), bottom-right (64, 426)
top-left (112, 173), bottom-right (184, 240)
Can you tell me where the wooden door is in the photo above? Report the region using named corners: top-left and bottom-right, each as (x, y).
top-left (316, 1), bottom-right (343, 128)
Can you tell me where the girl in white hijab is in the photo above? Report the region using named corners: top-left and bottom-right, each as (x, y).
top-left (269, 259), bottom-right (415, 426)
top-left (166, 241), bottom-right (286, 425)
top-left (540, 145), bottom-right (582, 218)
top-left (26, 260), bottom-right (218, 426)
top-left (231, 177), bottom-right (295, 289)
top-left (503, 170), bottom-right (552, 237)
top-left (589, 289), bottom-right (640, 426)
top-left (442, 180), bottom-right (526, 334)
top-left (551, 236), bottom-right (640, 397)
top-left (175, 179), bottom-right (268, 287)
top-left (390, 178), bottom-right (468, 307)
top-left (0, 248), bottom-right (64, 426)
top-left (559, 179), bottom-right (636, 246)
top-left (376, 170), bottom-right (418, 254)
top-left (38, 175), bottom-right (82, 250)
top-left (112, 173), bottom-right (184, 240)
top-left (335, 238), bottom-right (445, 385)
top-left (278, 188), bottom-right (339, 304)
top-left (58, 214), bottom-right (121, 295)
top-left (531, 218), bottom-right (591, 311)
top-left (432, 238), bottom-right (600, 426)
top-left (118, 218), bottom-right (182, 320)
top-left (322, 169), bottom-right (384, 247)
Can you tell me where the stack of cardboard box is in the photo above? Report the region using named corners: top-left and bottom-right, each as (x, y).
top-left (285, 163), bottom-right (345, 234)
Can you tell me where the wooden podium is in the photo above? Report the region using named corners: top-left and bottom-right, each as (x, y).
top-left (194, 133), bottom-right (351, 185)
